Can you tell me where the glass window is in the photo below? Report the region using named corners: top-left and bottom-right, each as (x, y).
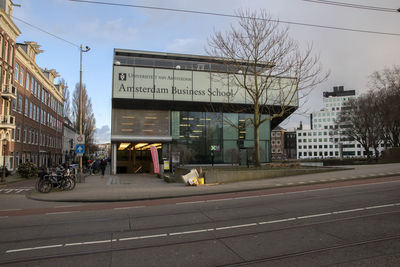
top-left (19, 66), bottom-right (23, 85)
top-left (26, 73), bottom-right (30, 91)
top-left (24, 99), bottom-right (28, 116)
top-left (14, 63), bottom-right (19, 81)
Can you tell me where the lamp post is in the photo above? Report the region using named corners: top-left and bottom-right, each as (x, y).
top-left (79, 45), bottom-right (90, 183)
top-left (1, 138), bottom-right (8, 183)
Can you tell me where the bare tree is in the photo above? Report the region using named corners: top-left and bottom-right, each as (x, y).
top-left (72, 83), bottom-right (96, 155)
top-left (369, 65), bottom-right (400, 148)
top-left (59, 78), bottom-right (71, 120)
top-left (335, 92), bottom-right (382, 161)
top-left (207, 9), bottom-right (328, 166)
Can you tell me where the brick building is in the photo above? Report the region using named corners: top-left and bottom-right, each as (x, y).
top-left (12, 41), bottom-right (64, 169)
top-left (0, 0), bottom-right (20, 171)
top-left (271, 126), bottom-right (285, 160)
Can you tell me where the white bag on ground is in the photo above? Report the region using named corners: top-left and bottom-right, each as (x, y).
top-left (181, 169), bottom-right (199, 185)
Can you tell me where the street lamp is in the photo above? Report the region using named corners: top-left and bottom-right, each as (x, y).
top-left (1, 138), bottom-right (8, 183)
top-left (79, 45), bottom-right (90, 183)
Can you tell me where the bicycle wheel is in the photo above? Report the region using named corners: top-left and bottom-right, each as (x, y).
top-left (60, 177), bottom-right (72, 190)
top-left (67, 176), bottom-right (76, 190)
top-left (38, 178), bottom-right (52, 193)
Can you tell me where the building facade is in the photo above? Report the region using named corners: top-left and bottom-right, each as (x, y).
top-left (283, 130), bottom-right (297, 159)
top-left (111, 49), bottom-right (299, 174)
top-left (0, 0), bottom-right (20, 171)
top-left (271, 126), bottom-right (285, 160)
top-left (296, 86), bottom-right (384, 160)
top-left (12, 42), bottom-right (64, 169)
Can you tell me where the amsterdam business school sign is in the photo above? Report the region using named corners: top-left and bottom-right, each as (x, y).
top-left (113, 66), bottom-right (298, 106)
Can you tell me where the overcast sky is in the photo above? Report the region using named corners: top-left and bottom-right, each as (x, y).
top-left (12, 0), bottom-right (400, 141)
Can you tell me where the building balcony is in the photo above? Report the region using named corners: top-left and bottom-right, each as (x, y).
top-left (1, 84), bottom-right (17, 100)
top-left (0, 115), bottom-right (16, 129)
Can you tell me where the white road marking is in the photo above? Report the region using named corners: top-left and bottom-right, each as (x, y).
top-left (216, 223), bottom-right (257, 231)
top-left (365, 204), bottom-right (395, 210)
top-left (259, 218), bottom-right (296, 225)
top-left (82, 240), bottom-right (112, 245)
top-left (0, 208), bottom-right (22, 212)
top-left (206, 198), bottom-right (233, 202)
top-left (65, 242), bottom-right (83, 247)
top-left (170, 229), bottom-right (213, 236)
top-left (6, 201), bottom-right (399, 254)
top-left (6, 244), bottom-right (63, 253)
top-left (119, 233), bottom-right (167, 241)
top-left (333, 208), bottom-right (365, 214)
top-left (0, 188), bottom-right (31, 193)
top-left (297, 212), bottom-right (332, 219)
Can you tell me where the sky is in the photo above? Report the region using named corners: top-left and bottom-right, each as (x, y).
top-left (12, 0), bottom-right (400, 142)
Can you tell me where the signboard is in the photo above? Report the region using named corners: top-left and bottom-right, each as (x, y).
top-left (210, 145), bottom-right (220, 152)
top-left (163, 160), bottom-right (170, 171)
top-left (75, 144), bottom-right (85, 156)
top-left (75, 134), bottom-right (85, 145)
top-left (113, 66), bottom-right (298, 106)
top-left (150, 146), bottom-right (159, 174)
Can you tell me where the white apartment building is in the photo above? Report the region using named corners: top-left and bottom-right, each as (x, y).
top-left (296, 86), bottom-right (384, 160)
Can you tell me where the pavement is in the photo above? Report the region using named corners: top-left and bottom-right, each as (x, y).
top-left (18, 163), bottom-right (400, 202)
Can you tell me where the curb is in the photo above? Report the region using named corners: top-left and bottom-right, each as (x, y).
top-left (25, 173), bottom-right (400, 203)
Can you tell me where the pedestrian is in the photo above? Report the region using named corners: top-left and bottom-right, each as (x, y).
top-left (100, 158), bottom-right (107, 177)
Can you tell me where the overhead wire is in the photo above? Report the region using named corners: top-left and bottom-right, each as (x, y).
top-left (301, 0), bottom-right (399, 13)
top-left (68, 0), bottom-right (400, 37)
top-left (12, 16), bottom-right (80, 48)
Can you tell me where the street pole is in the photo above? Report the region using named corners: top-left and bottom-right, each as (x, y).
top-left (79, 45), bottom-right (90, 183)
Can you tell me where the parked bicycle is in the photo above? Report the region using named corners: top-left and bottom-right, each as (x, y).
top-left (36, 165), bottom-right (76, 193)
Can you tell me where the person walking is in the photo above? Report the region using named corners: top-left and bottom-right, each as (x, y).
top-left (100, 158), bottom-right (107, 177)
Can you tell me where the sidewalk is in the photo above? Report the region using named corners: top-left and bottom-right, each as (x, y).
top-left (27, 163), bottom-right (400, 202)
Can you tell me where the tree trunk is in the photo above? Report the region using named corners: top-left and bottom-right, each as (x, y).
top-left (254, 110), bottom-right (261, 167)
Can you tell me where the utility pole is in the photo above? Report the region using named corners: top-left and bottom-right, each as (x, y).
top-left (79, 45), bottom-right (90, 183)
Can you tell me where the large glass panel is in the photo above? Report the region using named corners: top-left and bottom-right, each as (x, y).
top-left (113, 66), bottom-right (134, 99)
top-left (228, 74), bottom-right (246, 104)
top-left (171, 111), bottom-right (180, 139)
top-left (192, 71), bottom-right (211, 102)
top-left (173, 70), bottom-right (192, 101)
top-left (154, 69), bottom-right (173, 100)
top-left (205, 112), bottom-right (222, 140)
top-left (112, 109), bottom-right (170, 136)
top-left (210, 73), bottom-right (229, 103)
top-left (223, 140), bottom-right (239, 164)
top-left (134, 67), bottom-right (154, 100)
top-left (259, 115), bottom-right (271, 140)
top-left (223, 113), bottom-right (238, 140)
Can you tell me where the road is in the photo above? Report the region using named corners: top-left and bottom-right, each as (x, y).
top-left (0, 178), bottom-right (399, 266)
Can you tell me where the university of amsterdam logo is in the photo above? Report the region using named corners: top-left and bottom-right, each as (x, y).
top-left (119, 73), bottom-right (126, 81)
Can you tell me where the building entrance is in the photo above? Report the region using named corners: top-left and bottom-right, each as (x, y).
top-left (116, 142), bottom-right (162, 174)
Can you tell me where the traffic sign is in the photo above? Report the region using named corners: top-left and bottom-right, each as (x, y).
top-left (75, 144), bottom-right (85, 155)
top-left (75, 134), bottom-right (85, 145)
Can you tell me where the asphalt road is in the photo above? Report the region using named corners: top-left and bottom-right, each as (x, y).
top-left (0, 179), bottom-right (399, 266)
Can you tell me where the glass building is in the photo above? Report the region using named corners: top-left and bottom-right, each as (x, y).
top-left (111, 49), bottom-right (298, 174)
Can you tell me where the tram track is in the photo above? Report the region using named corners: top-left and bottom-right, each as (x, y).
top-left (1, 208), bottom-right (399, 265)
